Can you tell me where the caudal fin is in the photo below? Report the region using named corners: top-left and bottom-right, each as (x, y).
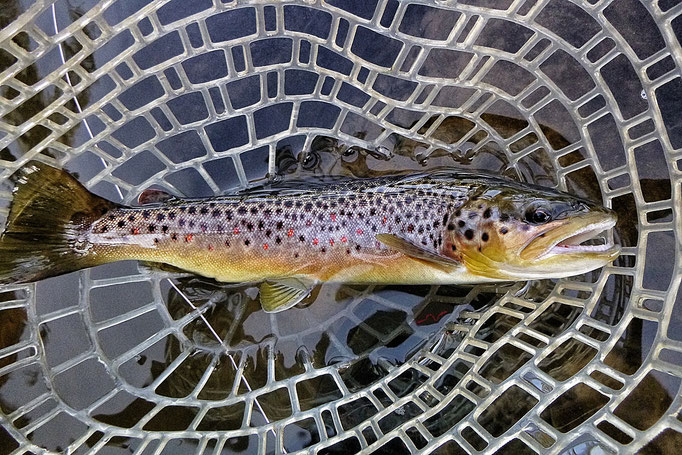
top-left (0, 161), bottom-right (117, 284)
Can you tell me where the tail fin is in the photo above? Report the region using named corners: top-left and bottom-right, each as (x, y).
top-left (0, 161), bottom-right (117, 284)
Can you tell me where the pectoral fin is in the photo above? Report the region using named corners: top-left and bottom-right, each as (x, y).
top-left (259, 278), bottom-right (316, 313)
top-left (376, 234), bottom-right (459, 266)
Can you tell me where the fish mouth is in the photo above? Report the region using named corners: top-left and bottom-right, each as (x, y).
top-left (520, 212), bottom-right (620, 260)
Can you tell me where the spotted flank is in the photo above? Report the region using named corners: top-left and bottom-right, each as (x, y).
top-left (0, 161), bottom-right (620, 312)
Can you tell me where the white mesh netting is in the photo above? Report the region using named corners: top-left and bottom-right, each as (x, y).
top-left (1, 0), bottom-right (682, 453)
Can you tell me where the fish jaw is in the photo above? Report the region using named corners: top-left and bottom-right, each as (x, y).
top-left (519, 211), bottom-right (619, 261)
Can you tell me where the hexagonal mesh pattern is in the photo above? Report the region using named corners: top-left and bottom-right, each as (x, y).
top-left (1, 0), bottom-right (682, 453)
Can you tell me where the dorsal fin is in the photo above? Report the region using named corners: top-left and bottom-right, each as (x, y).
top-left (138, 188), bottom-right (174, 205)
top-left (376, 234), bottom-right (459, 267)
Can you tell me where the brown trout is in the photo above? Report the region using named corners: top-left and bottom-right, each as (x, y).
top-left (0, 162), bottom-right (619, 312)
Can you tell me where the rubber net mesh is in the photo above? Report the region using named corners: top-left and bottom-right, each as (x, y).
top-left (1, 0), bottom-right (682, 454)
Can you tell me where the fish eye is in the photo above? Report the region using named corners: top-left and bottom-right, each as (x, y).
top-left (525, 206), bottom-right (552, 224)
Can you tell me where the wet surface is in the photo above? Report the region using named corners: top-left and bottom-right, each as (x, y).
top-left (1, 0), bottom-right (682, 454)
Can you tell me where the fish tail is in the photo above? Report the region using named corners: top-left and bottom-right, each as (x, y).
top-left (0, 161), bottom-right (117, 284)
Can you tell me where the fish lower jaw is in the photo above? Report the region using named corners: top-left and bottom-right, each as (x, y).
top-left (549, 239), bottom-right (616, 254)
top-left (539, 218), bottom-right (618, 258)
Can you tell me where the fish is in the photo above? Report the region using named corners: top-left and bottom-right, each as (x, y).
top-left (0, 161), bottom-right (620, 312)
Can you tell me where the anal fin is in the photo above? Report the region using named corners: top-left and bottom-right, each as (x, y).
top-left (376, 233), bottom-right (459, 267)
top-left (259, 278), bottom-right (315, 313)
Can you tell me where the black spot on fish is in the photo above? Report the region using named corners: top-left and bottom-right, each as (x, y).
top-left (100, 226), bottom-right (108, 233)
top-left (225, 240), bottom-right (230, 247)
top-left (284, 201), bottom-right (293, 208)
top-left (154, 238), bottom-right (159, 244)
top-left (447, 223), bottom-right (455, 231)
top-left (299, 235), bottom-right (305, 242)
top-left (418, 226), bottom-right (424, 234)
top-left (108, 214), bottom-right (116, 221)
top-left (395, 216), bottom-right (401, 223)
top-left (199, 207), bottom-right (208, 215)
top-left (296, 201), bottom-right (303, 208)
top-left (258, 221), bottom-right (265, 230)
top-left (171, 233), bottom-right (178, 241)
top-left (169, 212), bottom-right (176, 220)
top-left (464, 229), bottom-right (474, 240)
top-left (189, 221), bottom-right (195, 228)
top-left (482, 232), bottom-right (489, 242)
top-left (247, 223), bottom-right (254, 231)
top-left (128, 215), bottom-right (136, 222)
top-left (433, 240), bottom-right (438, 249)
top-left (356, 244), bottom-right (361, 251)
top-left (442, 214), bottom-right (449, 226)
top-left (483, 208), bottom-right (491, 219)
top-left (157, 213), bottom-right (165, 222)
top-left (245, 239), bottom-right (250, 246)
top-left (162, 225), bottom-right (169, 233)
top-left (188, 207), bottom-right (197, 215)
top-left (179, 207), bottom-right (186, 213)
top-left (263, 209), bottom-right (271, 217)
top-left (500, 213), bottom-right (509, 222)
top-left (321, 247), bottom-right (326, 253)
top-left (455, 209), bottom-right (461, 217)
top-left (500, 227), bottom-right (508, 235)
top-left (458, 220), bottom-right (465, 228)
top-left (276, 221), bottom-right (283, 230)
top-left (148, 225), bottom-right (156, 233)
top-left (237, 207), bottom-right (247, 215)
top-left (250, 207), bottom-right (258, 215)
top-left (213, 209), bottom-right (221, 217)
top-left (266, 229), bottom-right (272, 237)
top-left (276, 236), bottom-right (281, 244)
top-left (117, 220), bottom-right (125, 228)
top-left (305, 203), bottom-right (313, 211)
top-left (451, 245), bottom-right (457, 251)
top-left (179, 219), bottom-right (186, 227)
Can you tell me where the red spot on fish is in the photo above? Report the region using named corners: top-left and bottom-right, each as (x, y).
top-left (287, 228), bottom-right (294, 237)
top-left (263, 243), bottom-right (269, 250)
top-left (306, 219), bottom-right (312, 227)
top-left (407, 224), bottom-right (414, 232)
top-left (185, 234), bottom-right (193, 242)
top-left (330, 213), bottom-right (337, 222)
top-left (208, 245), bottom-right (214, 251)
top-left (382, 216), bottom-right (388, 224)
top-left (341, 236), bottom-right (347, 243)
top-left (233, 227), bottom-right (240, 234)
top-left (131, 228), bottom-right (139, 235)
top-left (313, 238), bottom-right (319, 245)
top-left (329, 239), bottom-right (334, 246)
top-left (356, 229), bottom-right (363, 234)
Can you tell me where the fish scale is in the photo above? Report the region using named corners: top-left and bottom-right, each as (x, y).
top-left (0, 163), bottom-right (620, 312)
top-left (87, 179), bottom-right (460, 283)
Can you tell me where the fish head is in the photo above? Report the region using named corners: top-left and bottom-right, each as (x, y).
top-left (445, 183), bottom-right (620, 280)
